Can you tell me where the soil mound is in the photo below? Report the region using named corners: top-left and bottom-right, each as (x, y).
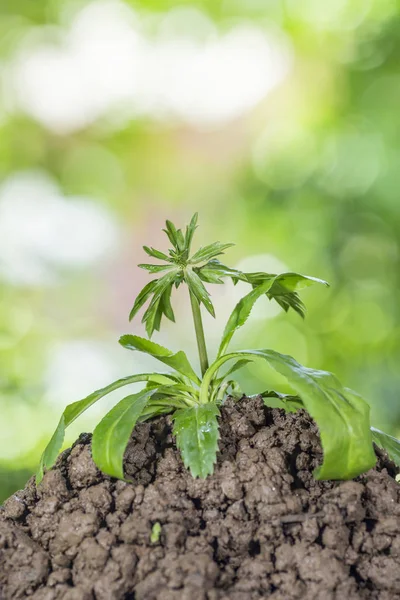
top-left (1, 397), bottom-right (400, 600)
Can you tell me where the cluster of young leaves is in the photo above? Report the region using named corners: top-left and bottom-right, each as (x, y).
top-left (37, 215), bottom-right (400, 485)
top-left (131, 213), bottom-right (327, 337)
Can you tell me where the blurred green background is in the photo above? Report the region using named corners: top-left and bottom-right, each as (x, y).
top-left (1, 0), bottom-right (400, 502)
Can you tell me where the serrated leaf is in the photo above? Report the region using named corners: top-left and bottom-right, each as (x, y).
top-left (143, 246), bottom-right (172, 262)
top-left (266, 274), bottom-right (328, 318)
top-left (216, 268), bottom-right (328, 318)
top-left (119, 334), bottom-right (201, 384)
top-left (195, 264), bottom-right (224, 284)
top-left (138, 263), bottom-right (175, 273)
top-left (129, 280), bottom-right (158, 321)
top-left (184, 268), bottom-right (215, 317)
top-left (217, 278), bottom-right (276, 357)
top-left (36, 373), bottom-right (173, 484)
top-left (197, 259), bottom-right (243, 281)
top-left (202, 350), bottom-right (376, 480)
top-left (371, 427), bottom-right (400, 467)
top-left (92, 390), bottom-right (153, 479)
top-left (173, 403), bottom-right (220, 478)
top-left (190, 242), bottom-right (234, 265)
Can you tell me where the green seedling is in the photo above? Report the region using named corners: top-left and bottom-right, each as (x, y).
top-left (150, 522), bottom-right (162, 544)
top-left (37, 214), bottom-right (400, 484)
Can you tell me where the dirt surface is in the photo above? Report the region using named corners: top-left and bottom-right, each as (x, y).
top-left (1, 397), bottom-right (400, 600)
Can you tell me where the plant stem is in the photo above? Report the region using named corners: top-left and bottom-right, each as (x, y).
top-left (189, 290), bottom-right (209, 377)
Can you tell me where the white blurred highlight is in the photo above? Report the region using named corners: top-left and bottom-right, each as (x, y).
top-left (10, 1), bottom-right (292, 133)
top-left (0, 171), bottom-right (119, 285)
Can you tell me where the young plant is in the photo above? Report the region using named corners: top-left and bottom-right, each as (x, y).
top-left (37, 215), bottom-right (400, 483)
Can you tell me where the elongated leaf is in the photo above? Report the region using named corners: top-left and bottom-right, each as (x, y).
top-left (184, 268), bottom-right (215, 317)
top-left (141, 271), bottom-right (177, 336)
top-left (163, 219), bottom-right (180, 249)
top-left (202, 350), bottom-right (376, 480)
top-left (173, 403), bottom-right (220, 478)
top-left (92, 390), bottom-right (153, 479)
top-left (176, 229), bottom-right (185, 252)
top-left (218, 278), bottom-right (276, 357)
top-left (138, 263), bottom-right (175, 273)
top-left (160, 285), bottom-right (175, 322)
top-left (222, 358), bottom-right (254, 378)
top-left (243, 272), bottom-right (328, 291)
top-left (143, 297), bottom-right (162, 336)
top-left (129, 280), bottom-right (158, 321)
top-left (119, 335), bottom-right (201, 384)
top-left (199, 259), bottom-right (243, 281)
top-left (143, 246), bottom-right (172, 262)
top-left (195, 265), bottom-right (224, 284)
top-left (185, 213), bottom-right (198, 253)
top-left (190, 242), bottom-right (234, 265)
top-left (139, 404), bottom-right (175, 422)
top-left (36, 373), bottom-right (173, 484)
top-left (36, 418), bottom-right (65, 485)
top-left (371, 427), bottom-right (400, 467)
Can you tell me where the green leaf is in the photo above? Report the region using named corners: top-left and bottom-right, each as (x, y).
top-left (266, 273), bottom-right (328, 318)
top-left (195, 265), bottom-right (224, 284)
top-left (143, 246), bottom-right (172, 262)
top-left (139, 393), bottom-right (190, 422)
top-left (160, 285), bottom-right (175, 322)
top-left (150, 522), bottom-right (162, 543)
top-left (184, 268), bottom-right (215, 317)
top-left (36, 373), bottom-right (173, 484)
top-left (143, 297), bottom-right (162, 336)
top-left (36, 417), bottom-right (65, 484)
top-left (210, 267), bottom-right (328, 317)
top-left (129, 280), bottom-right (158, 321)
top-left (184, 213), bottom-right (198, 253)
top-left (141, 271), bottom-right (177, 336)
top-left (139, 405), bottom-right (174, 422)
top-left (201, 350), bottom-right (376, 480)
top-left (92, 390), bottom-right (153, 479)
top-left (119, 334), bottom-right (201, 384)
top-left (176, 229), bottom-right (185, 252)
top-left (261, 390), bottom-right (304, 413)
top-left (371, 427), bottom-right (400, 467)
top-left (138, 263), bottom-right (175, 273)
top-left (198, 259), bottom-right (243, 281)
top-left (221, 358), bottom-right (254, 378)
top-left (173, 403), bottom-right (220, 478)
top-left (190, 242), bottom-right (234, 265)
top-left (163, 219), bottom-right (180, 249)
top-left (217, 278), bottom-right (276, 357)
top-left (152, 300), bottom-right (163, 333)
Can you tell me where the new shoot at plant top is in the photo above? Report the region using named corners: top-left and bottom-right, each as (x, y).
top-left (37, 215), bottom-right (400, 484)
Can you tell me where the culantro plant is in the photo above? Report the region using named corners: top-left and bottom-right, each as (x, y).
top-left (37, 214), bottom-right (400, 483)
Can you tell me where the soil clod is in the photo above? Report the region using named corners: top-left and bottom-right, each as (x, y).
top-left (1, 398), bottom-right (400, 599)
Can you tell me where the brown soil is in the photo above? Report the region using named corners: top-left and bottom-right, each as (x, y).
top-left (1, 397), bottom-right (400, 600)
